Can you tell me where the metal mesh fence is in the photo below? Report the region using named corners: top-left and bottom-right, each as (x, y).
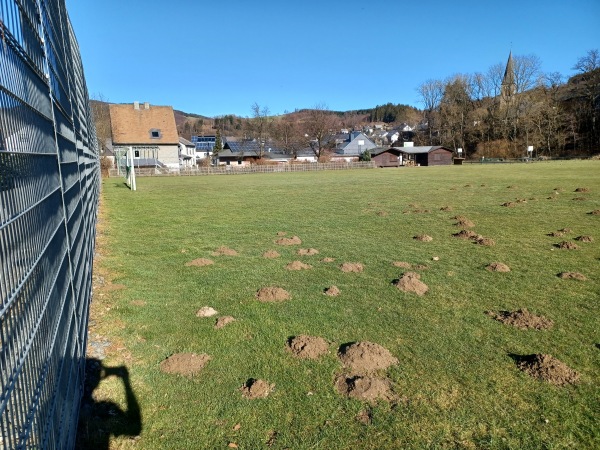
top-left (1, 0), bottom-right (99, 448)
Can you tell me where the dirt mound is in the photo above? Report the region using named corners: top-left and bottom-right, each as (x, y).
top-left (160, 353), bottom-right (211, 377)
top-left (185, 258), bottom-right (214, 267)
top-left (324, 286), bottom-right (341, 296)
top-left (196, 306), bottom-right (218, 317)
top-left (240, 378), bottom-right (274, 399)
top-left (455, 218), bottom-right (475, 228)
top-left (256, 287), bottom-right (291, 302)
top-left (557, 272), bottom-right (587, 281)
top-left (575, 235), bottom-right (593, 242)
top-left (298, 248), bottom-right (319, 256)
top-left (287, 335), bottom-right (329, 359)
top-left (475, 236), bottom-right (495, 246)
top-left (263, 250), bottom-right (281, 258)
top-left (338, 341), bottom-right (398, 374)
top-left (355, 408), bottom-right (373, 425)
top-left (394, 272), bottom-right (428, 296)
top-left (453, 229), bottom-right (478, 239)
top-left (340, 262), bottom-right (364, 273)
top-left (502, 202), bottom-right (516, 207)
top-left (286, 261), bottom-right (312, 270)
top-left (212, 246), bottom-right (238, 256)
top-left (589, 210), bottom-right (600, 215)
top-left (575, 187), bottom-right (589, 192)
top-left (516, 354), bottom-right (579, 386)
top-left (547, 231), bottom-right (565, 237)
top-left (440, 206), bottom-right (453, 212)
top-left (486, 262), bottom-right (511, 272)
top-left (275, 236), bottom-right (302, 246)
top-left (321, 257), bottom-right (336, 263)
top-left (414, 234), bottom-right (433, 242)
top-left (486, 309), bottom-right (553, 330)
top-left (335, 374), bottom-right (396, 404)
top-left (392, 261), bottom-right (412, 268)
top-left (555, 241), bottom-right (579, 250)
top-left (559, 228), bottom-right (572, 233)
top-left (215, 316), bottom-right (236, 329)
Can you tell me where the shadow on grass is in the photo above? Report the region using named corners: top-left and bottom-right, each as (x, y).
top-left (75, 358), bottom-right (142, 449)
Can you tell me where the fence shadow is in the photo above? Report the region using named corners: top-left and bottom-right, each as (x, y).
top-left (75, 358), bottom-right (142, 449)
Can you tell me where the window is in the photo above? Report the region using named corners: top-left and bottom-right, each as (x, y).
top-left (149, 129), bottom-right (161, 139)
top-left (134, 150), bottom-right (140, 158)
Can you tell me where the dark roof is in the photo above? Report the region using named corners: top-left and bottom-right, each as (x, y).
top-left (391, 145), bottom-right (452, 154)
top-left (370, 147), bottom-right (402, 157)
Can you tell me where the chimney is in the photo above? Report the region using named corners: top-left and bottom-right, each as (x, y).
top-left (134, 101), bottom-right (139, 110)
top-left (144, 102), bottom-right (149, 109)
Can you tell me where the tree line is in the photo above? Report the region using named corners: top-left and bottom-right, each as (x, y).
top-left (414, 50), bottom-right (600, 158)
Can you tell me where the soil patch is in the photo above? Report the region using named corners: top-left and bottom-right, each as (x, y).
top-left (185, 258), bottom-right (214, 267)
top-left (340, 262), bottom-right (364, 273)
top-left (486, 262), bottom-right (511, 272)
top-left (557, 272), bottom-right (587, 281)
top-left (559, 228), bottom-right (572, 233)
top-left (440, 206), bottom-right (453, 212)
top-left (394, 272), bottom-right (428, 296)
top-left (256, 287), bottom-right (291, 302)
top-left (547, 231), bottom-right (565, 237)
top-left (338, 341), bottom-right (398, 374)
top-left (502, 202), bottom-right (516, 207)
top-left (321, 257), bottom-right (336, 263)
top-left (212, 246), bottom-right (238, 256)
top-left (240, 378), bottom-right (274, 399)
top-left (575, 187), bottom-right (589, 192)
top-left (486, 309), bottom-right (553, 330)
top-left (287, 335), bottom-right (329, 359)
top-left (262, 250), bottom-right (281, 258)
top-left (335, 374), bottom-right (396, 404)
top-left (455, 218), bottom-right (475, 228)
top-left (324, 285), bottom-right (341, 296)
top-left (196, 306), bottom-right (218, 317)
top-left (414, 234), bottom-right (433, 242)
top-left (475, 236), bottom-right (495, 246)
top-left (286, 261), bottom-right (312, 270)
top-left (160, 353), bottom-right (211, 377)
top-left (516, 354), bottom-right (579, 386)
top-left (575, 235), bottom-right (593, 242)
top-left (392, 261), bottom-right (412, 268)
top-left (215, 316), bottom-right (236, 329)
top-left (298, 248), bottom-right (319, 256)
top-left (277, 231), bottom-right (287, 236)
top-left (453, 229), bottom-right (478, 239)
top-left (356, 408), bottom-right (373, 425)
top-left (555, 241), bottom-right (579, 250)
top-left (589, 210), bottom-right (600, 215)
top-left (275, 236), bottom-right (302, 246)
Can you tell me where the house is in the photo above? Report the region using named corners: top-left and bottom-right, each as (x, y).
top-left (109, 102), bottom-right (180, 169)
top-left (218, 140), bottom-right (289, 165)
top-left (178, 137), bottom-right (195, 168)
top-left (334, 132), bottom-right (377, 159)
top-left (191, 135), bottom-right (216, 160)
top-left (392, 145), bottom-right (454, 166)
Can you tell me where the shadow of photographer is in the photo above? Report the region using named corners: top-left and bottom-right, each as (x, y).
top-left (76, 358), bottom-right (142, 449)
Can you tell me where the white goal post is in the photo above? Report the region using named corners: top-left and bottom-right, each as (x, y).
top-left (115, 146), bottom-right (137, 191)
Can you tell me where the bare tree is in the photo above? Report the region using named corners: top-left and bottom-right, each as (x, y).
top-left (416, 79), bottom-right (444, 144)
top-left (272, 115), bottom-right (304, 158)
top-left (572, 49), bottom-right (600, 73)
top-left (245, 103), bottom-right (272, 158)
top-left (513, 54), bottom-right (542, 94)
top-left (302, 103), bottom-right (338, 159)
top-left (90, 93), bottom-right (112, 151)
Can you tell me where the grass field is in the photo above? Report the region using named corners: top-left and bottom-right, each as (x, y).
top-left (80, 161), bottom-right (599, 449)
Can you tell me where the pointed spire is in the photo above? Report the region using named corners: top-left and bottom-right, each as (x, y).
top-left (501, 51), bottom-right (516, 104)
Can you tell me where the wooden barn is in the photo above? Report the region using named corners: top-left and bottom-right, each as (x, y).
top-left (396, 146), bottom-right (453, 166)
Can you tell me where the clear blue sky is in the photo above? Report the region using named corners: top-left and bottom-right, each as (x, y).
top-left (67, 0), bottom-right (600, 118)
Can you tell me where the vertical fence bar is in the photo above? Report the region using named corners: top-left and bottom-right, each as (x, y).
top-left (0, 0), bottom-right (99, 447)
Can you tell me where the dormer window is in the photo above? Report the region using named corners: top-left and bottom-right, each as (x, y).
top-left (150, 129), bottom-right (161, 139)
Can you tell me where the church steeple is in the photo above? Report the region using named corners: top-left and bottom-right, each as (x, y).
top-left (500, 51), bottom-right (516, 104)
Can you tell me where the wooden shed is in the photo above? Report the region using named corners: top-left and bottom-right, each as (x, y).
top-left (370, 148), bottom-right (403, 167)
top-left (396, 146), bottom-right (453, 166)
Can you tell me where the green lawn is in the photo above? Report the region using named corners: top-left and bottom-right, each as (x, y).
top-left (82, 161), bottom-right (599, 449)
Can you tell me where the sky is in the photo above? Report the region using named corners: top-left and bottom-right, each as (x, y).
top-left (67, 0), bottom-right (600, 118)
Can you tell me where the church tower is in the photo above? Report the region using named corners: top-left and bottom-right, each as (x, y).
top-left (500, 51), bottom-right (516, 105)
